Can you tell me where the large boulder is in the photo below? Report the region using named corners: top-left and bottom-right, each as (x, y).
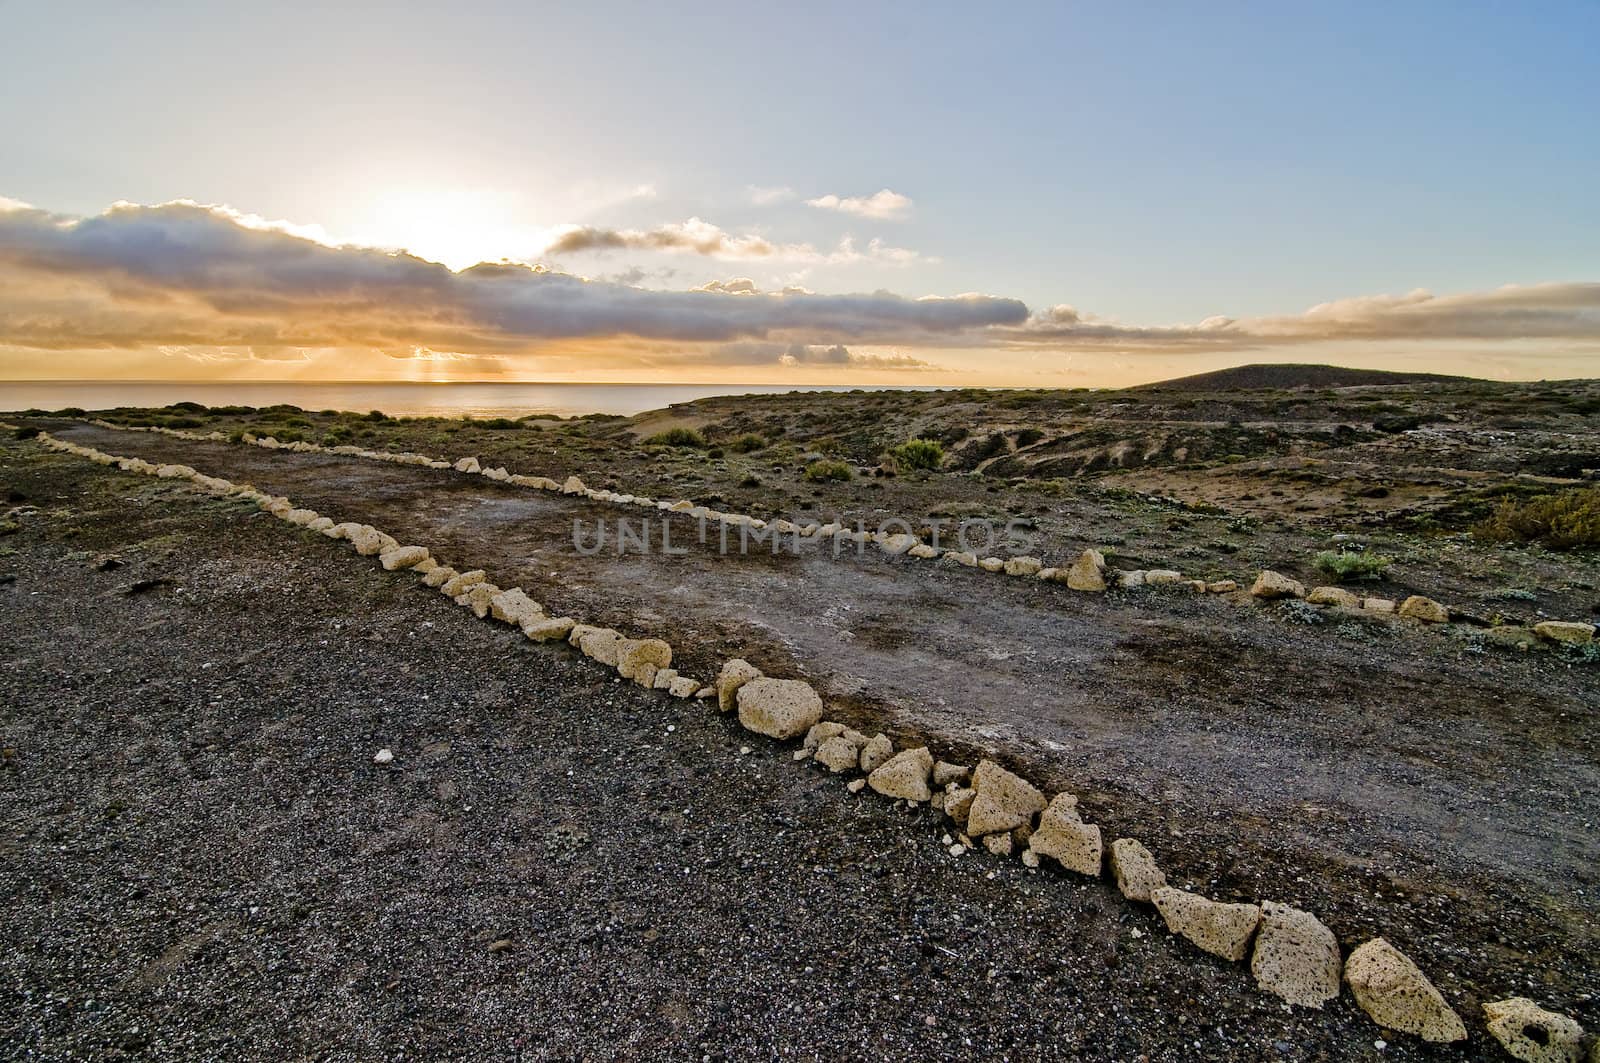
top-left (1533, 620), bottom-right (1596, 645)
top-left (1482, 998), bottom-right (1585, 1063)
top-left (1398, 595), bottom-right (1450, 623)
top-left (965, 760), bottom-right (1047, 837)
top-left (617, 638), bottom-right (672, 684)
top-left (867, 746), bottom-right (934, 801)
top-left (1065, 549), bottom-right (1107, 591)
top-left (1344, 938), bottom-right (1467, 1043)
top-left (1026, 793), bottom-right (1102, 876)
top-left (1251, 570), bottom-right (1306, 600)
top-left (1251, 902), bottom-right (1341, 1009)
top-left (716, 659), bottom-right (763, 712)
top-left (1108, 838), bottom-right (1166, 902)
top-left (1151, 888), bottom-right (1261, 962)
top-left (736, 678), bottom-right (825, 740)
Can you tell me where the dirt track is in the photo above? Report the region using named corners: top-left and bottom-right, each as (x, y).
top-left (37, 423), bottom-right (1600, 1025)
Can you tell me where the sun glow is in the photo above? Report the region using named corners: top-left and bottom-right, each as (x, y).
top-left (340, 187), bottom-right (549, 271)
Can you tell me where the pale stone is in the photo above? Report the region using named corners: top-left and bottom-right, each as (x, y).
top-left (944, 786), bottom-right (975, 825)
top-left (1482, 997), bottom-right (1585, 1063)
top-left (1207, 579), bottom-right (1239, 593)
top-left (1021, 849), bottom-right (1040, 868)
top-left (1117, 569), bottom-right (1146, 588)
top-left (1026, 793), bottom-right (1102, 876)
top-left (1151, 887), bottom-right (1262, 962)
top-left (1533, 620), bottom-right (1595, 645)
top-left (1399, 594), bottom-right (1450, 622)
top-left (803, 721), bottom-right (847, 751)
top-left (859, 733), bottom-right (894, 773)
top-left (1109, 838), bottom-right (1166, 902)
top-left (1065, 549), bottom-right (1107, 591)
top-left (561, 475), bottom-right (586, 494)
top-left (1144, 569), bottom-right (1184, 586)
top-left (349, 526), bottom-right (396, 557)
top-left (983, 832), bottom-right (1014, 857)
top-left (879, 533), bottom-right (920, 556)
top-left (379, 545), bottom-right (430, 571)
top-left (1251, 901), bottom-right (1341, 1009)
top-left (412, 557), bottom-right (438, 575)
top-left (1307, 585), bottom-right (1361, 608)
top-left (422, 566), bottom-right (459, 588)
top-left (1003, 556), bottom-right (1042, 577)
top-left (814, 736), bottom-right (862, 773)
top-left (716, 658), bottom-right (763, 712)
top-left (459, 583), bottom-right (502, 619)
top-left (285, 508), bottom-right (319, 526)
top-left (617, 638), bottom-right (672, 683)
top-left (489, 588), bottom-right (542, 625)
top-left (307, 517), bottom-right (335, 534)
top-left (1363, 596), bottom-right (1397, 614)
top-left (867, 746), bottom-right (934, 801)
top-left (1251, 570), bottom-right (1306, 599)
top-left (846, 779), bottom-right (867, 794)
top-left (932, 761), bottom-right (971, 786)
top-left (736, 678), bottom-right (825, 740)
top-left (668, 675), bottom-right (700, 698)
top-left (576, 628), bottom-right (626, 666)
top-left (942, 550), bottom-right (979, 567)
top-left (440, 570), bottom-right (486, 597)
top-left (454, 456), bottom-right (481, 473)
top-left (978, 557), bottom-right (1005, 573)
top-left (652, 667), bottom-right (678, 690)
top-left (965, 760), bottom-right (1046, 837)
top-left (908, 544), bottom-right (940, 559)
top-left (1344, 938), bottom-right (1467, 1043)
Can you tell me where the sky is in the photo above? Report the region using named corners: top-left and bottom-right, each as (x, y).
top-left (1, 0), bottom-right (1597, 387)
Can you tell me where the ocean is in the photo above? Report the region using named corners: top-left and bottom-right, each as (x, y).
top-left (0, 381), bottom-right (937, 419)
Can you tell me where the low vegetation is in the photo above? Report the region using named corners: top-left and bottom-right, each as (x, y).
top-left (804, 459), bottom-right (854, 483)
top-left (1312, 549), bottom-right (1392, 582)
top-left (1473, 487), bottom-right (1600, 550)
top-left (889, 437), bottom-right (944, 472)
top-left (729, 433), bottom-right (767, 453)
top-left (645, 427), bottom-right (708, 448)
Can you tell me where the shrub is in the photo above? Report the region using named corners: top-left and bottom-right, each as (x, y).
top-left (645, 427), bottom-right (707, 448)
top-left (1313, 549), bottom-right (1392, 582)
top-left (13, 426), bottom-right (40, 440)
top-left (889, 437), bottom-right (944, 472)
top-left (365, 409), bottom-right (389, 422)
top-left (478, 417), bottom-right (521, 430)
top-left (163, 416), bottom-right (205, 429)
top-left (1014, 428), bottom-right (1044, 447)
top-left (730, 433), bottom-right (767, 453)
top-left (804, 460), bottom-right (854, 483)
top-left (1473, 487), bottom-right (1600, 550)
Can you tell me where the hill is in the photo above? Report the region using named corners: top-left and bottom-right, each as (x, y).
top-left (1134, 363), bottom-right (1476, 391)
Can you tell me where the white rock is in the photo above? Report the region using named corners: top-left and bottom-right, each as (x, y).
top-left (1251, 570), bottom-right (1306, 599)
top-left (489, 588), bottom-right (542, 625)
top-left (736, 678), bottom-right (825, 740)
top-left (523, 615), bottom-right (576, 642)
top-left (1065, 549), bottom-right (1107, 591)
top-left (965, 760), bottom-right (1046, 837)
top-left (1026, 793), bottom-right (1102, 876)
top-left (716, 658), bottom-right (763, 712)
top-left (440, 570), bottom-right (486, 597)
top-left (859, 733), bottom-right (895, 773)
top-left (1398, 595), bottom-right (1450, 623)
top-left (373, 748), bottom-right (394, 764)
top-left (422, 566), bottom-right (459, 589)
top-left (1108, 838), bottom-right (1166, 902)
top-left (1533, 620), bottom-right (1595, 645)
top-left (1482, 997), bottom-right (1585, 1062)
top-left (1251, 901), bottom-right (1341, 1009)
top-left (379, 545), bottom-right (430, 571)
top-left (576, 628), bottom-right (626, 666)
top-left (1306, 585), bottom-right (1361, 608)
top-left (617, 638), bottom-right (673, 684)
top-left (1151, 887), bottom-right (1261, 962)
top-left (867, 746), bottom-right (934, 801)
top-left (1344, 938), bottom-right (1467, 1043)
top-left (1003, 556), bottom-right (1042, 577)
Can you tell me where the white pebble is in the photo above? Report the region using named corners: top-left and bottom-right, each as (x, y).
top-left (373, 748), bottom-right (393, 764)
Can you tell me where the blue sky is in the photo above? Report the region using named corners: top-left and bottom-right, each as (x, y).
top-left (1, 1), bottom-right (1596, 383)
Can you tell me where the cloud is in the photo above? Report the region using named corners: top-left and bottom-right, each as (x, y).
top-left (747, 185), bottom-right (795, 206)
top-left (0, 198), bottom-right (1025, 360)
top-left (540, 217), bottom-right (924, 265)
top-left (997, 284), bottom-right (1600, 352)
top-left (698, 341), bottom-right (934, 371)
top-left (693, 277), bottom-right (760, 295)
top-left (806, 189), bottom-right (913, 220)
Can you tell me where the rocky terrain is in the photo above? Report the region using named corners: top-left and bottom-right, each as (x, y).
top-left (3, 367), bottom-right (1597, 1060)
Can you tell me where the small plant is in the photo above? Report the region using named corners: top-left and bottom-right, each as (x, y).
top-left (13, 426), bottom-right (39, 440)
top-left (365, 409), bottom-right (389, 422)
top-left (1473, 487), bottom-right (1600, 550)
top-left (1313, 549), bottom-right (1392, 582)
top-left (478, 417), bottom-right (521, 430)
top-left (1282, 599), bottom-right (1325, 625)
top-left (890, 437), bottom-right (944, 472)
top-left (729, 433), bottom-right (767, 453)
top-left (804, 459), bottom-right (854, 483)
top-left (645, 427), bottom-right (707, 448)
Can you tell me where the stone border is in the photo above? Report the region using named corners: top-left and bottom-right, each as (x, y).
top-left (68, 420), bottom-right (1599, 652)
top-left (27, 427), bottom-right (1592, 1057)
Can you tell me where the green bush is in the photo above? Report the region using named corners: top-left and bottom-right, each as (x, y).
top-left (1313, 549), bottom-right (1392, 582)
top-left (13, 426), bottom-right (40, 440)
top-left (645, 427), bottom-right (707, 448)
top-left (804, 459), bottom-right (854, 483)
top-left (477, 417), bottom-right (521, 430)
top-left (730, 433), bottom-right (767, 453)
top-left (890, 437), bottom-right (944, 471)
top-left (1473, 487), bottom-right (1600, 550)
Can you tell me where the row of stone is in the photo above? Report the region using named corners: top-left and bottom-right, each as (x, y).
top-left (89, 422), bottom-right (1600, 653)
top-left (1250, 569), bottom-right (1596, 646)
top-left (32, 429), bottom-right (1592, 1062)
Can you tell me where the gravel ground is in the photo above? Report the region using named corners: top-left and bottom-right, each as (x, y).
top-left (0, 440), bottom-right (1584, 1061)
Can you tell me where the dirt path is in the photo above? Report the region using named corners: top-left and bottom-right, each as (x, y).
top-left (47, 424), bottom-right (1600, 1011)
